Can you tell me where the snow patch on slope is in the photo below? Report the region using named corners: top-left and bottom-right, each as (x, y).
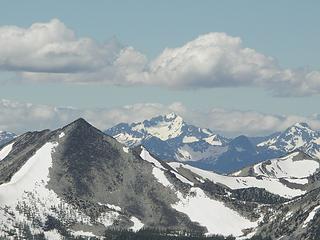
top-left (169, 162), bottom-right (305, 198)
top-left (303, 205), bottom-right (320, 228)
top-left (123, 146), bottom-right (129, 153)
top-left (252, 152), bottom-right (319, 178)
top-left (152, 167), bottom-right (173, 188)
top-left (72, 230), bottom-right (96, 238)
top-left (284, 178), bottom-right (309, 185)
top-left (140, 147), bottom-right (166, 169)
top-left (204, 135), bottom-right (223, 146)
top-left (114, 133), bottom-right (142, 146)
top-left (0, 142), bottom-right (58, 206)
top-left (140, 114), bottom-right (184, 141)
top-left (172, 187), bottom-right (257, 236)
top-left (130, 216), bottom-right (144, 232)
top-left (0, 141), bottom-right (117, 238)
top-left (97, 211), bottom-right (119, 227)
top-left (0, 142), bottom-right (14, 161)
top-left (170, 170), bottom-right (194, 186)
top-left (44, 230), bottom-right (63, 240)
top-left (141, 147), bottom-right (193, 186)
top-left (98, 202), bottom-right (121, 211)
top-left (183, 136), bottom-right (199, 143)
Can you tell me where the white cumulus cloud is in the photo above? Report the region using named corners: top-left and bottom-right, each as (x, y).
top-left (1, 99), bottom-right (320, 137)
top-left (0, 19), bottom-right (319, 96)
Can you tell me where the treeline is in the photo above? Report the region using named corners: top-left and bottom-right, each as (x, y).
top-left (104, 228), bottom-right (273, 240)
top-left (0, 216), bottom-right (273, 240)
top-left (105, 228), bottom-right (235, 240)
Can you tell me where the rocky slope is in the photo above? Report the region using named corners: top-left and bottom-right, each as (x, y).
top-left (0, 118), bottom-right (265, 239)
top-left (1, 118), bottom-right (320, 239)
top-left (106, 115), bottom-right (320, 174)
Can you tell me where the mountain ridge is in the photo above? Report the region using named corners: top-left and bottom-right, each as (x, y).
top-left (1, 118), bottom-right (320, 239)
top-left (106, 114), bottom-right (320, 174)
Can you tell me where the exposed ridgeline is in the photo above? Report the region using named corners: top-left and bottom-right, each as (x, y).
top-left (0, 118), bottom-right (320, 239)
top-left (106, 113), bottom-right (320, 174)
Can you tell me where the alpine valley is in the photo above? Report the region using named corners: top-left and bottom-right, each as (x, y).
top-left (1, 118), bottom-right (320, 239)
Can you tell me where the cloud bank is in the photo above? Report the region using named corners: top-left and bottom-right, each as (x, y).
top-left (1, 99), bottom-right (320, 137)
top-left (0, 19), bottom-right (319, 96)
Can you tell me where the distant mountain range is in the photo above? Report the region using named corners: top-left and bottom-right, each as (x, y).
top-left (106, 113), bottom-right (320, 174)
top-left (2, 113), bottom-right (320, 175)
top-left (257, 122), bottom-right (320, 159)
top-left (1, 118), bottom-right (320, 239)
top-left (0, 131), bottom-right (16, 146)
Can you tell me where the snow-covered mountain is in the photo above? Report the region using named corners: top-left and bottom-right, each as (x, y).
top-left (106, 112), bottom-right (229, 162)
top-left (107, 117), bottom-right (320, 174)
top-left (0, 131), bottom-right (16, 146)
top-left (233, 150), bottom-right (320, 179)
top-left (107, 112), bottom-right (228, 146)
top-left (0, 118), bottom-right (263, 239)
top-left (257, 122), bottom-right (320, 159)
top-left (2, 118), bottom-right (320, 239)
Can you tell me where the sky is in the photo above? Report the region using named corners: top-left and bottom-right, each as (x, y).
top-left (0, 0), bottom-right (320, 136)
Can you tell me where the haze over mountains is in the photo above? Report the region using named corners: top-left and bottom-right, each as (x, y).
top-left (1, 118), bottom-right (320, 239)
top-left (106, 113), bottom-right (320, 173)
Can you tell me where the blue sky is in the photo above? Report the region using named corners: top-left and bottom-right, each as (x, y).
top-left (1, 0), bottom-right (319, 67)
top-left (0, 1), bottom-right (319, 135)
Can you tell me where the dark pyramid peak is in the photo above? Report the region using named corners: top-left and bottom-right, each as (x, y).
top-left (64, 117), bottom-right (94, 129)
top-left (59, 117), bottom-right (106, 138)
top-left (52, 117), bottom-right (121, 150)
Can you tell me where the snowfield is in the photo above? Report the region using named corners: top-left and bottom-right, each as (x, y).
top-left (0, 142), bottom-right (14, 161)
top-left (0, 142), bottom-right (59, 206)
top-left (140, 148), bottom-right (259, 237)
top-left (140, 147), bottom-right (194, 186)
top-left (172, 187), bottom-right (257, 237)
top-left (0, 141), bottom-right (120, 238)
top-left (152, 167), bottom-right (174, 188)
top-left (140, 147), bottom-right (166, 169)
top-left (303, 205), bottom-right (320, 228)
top-left (183, 136), bottom-right (199, 143)
top-left (114, 132), bottom-right (142, 146)
top-left (252, 152), bottom-right (319, 179)
top-left (130, 216), bottom-right (144, 232)
top-left (169, 162), bottom-right (306, 198)
top-left (133, 113), bottom-right (184, 141)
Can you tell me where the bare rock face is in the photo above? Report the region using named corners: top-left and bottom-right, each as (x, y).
top-left (1, 118), bottom-right (320, 239)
